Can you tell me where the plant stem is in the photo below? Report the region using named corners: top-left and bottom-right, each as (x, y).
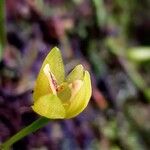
top-left (0, 0), bottom-right (7, 60)
top-left (1, 117), bottom-right (49, 150)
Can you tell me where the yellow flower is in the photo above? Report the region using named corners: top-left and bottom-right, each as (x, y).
top-left (32, 47), bottom-right (92, 119)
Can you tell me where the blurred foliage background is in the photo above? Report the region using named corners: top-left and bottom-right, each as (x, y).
top-left (0, 0), bottom-right (150, 149)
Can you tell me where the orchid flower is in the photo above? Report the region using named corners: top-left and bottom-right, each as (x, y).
top-left (32, 47), bottom-right (92, 119)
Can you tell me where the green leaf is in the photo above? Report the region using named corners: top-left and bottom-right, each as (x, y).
top-left (33, 47), bottom-right (65, 101)
top-left (32, 94), bottom-right (66, 119)
top-left (66, 71), bottom-right (92, 118)
top-left (66, 64), bottom-right (84, 83)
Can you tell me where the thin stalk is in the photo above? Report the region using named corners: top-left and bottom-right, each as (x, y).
top-left (91, 0), bottom-right (107, 28)
top-left (0, 0), bottom-right (7, 60)
top-left (1, 117), bottom-right (49, 150)
top-left (106, 38), bottom-right (149, 102)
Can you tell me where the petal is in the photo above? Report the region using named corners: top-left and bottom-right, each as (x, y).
top-left (57, 83), bottom-right (71, 103)
top-left (33, 47), bottom-right (65, 101)
top-left (66, 65), bottom-right (84, 83)
top-left (66, 71), bottom-right (92, 118)
top-left (43, 64), bottom-right (57, 95)
top-left (32, 94), bottom-right (66, 119)
top-left (33, 70), bottom-right (51, 102)
top-left (44, 47), bottom-right (65, 84)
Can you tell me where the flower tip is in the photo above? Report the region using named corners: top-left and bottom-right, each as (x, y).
top-left (77, 64), bottom-right (84, 70)
top-left (52, 46), bottom-right (60, 52)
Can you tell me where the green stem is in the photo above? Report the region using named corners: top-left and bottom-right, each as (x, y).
top-left (1, 117), bottom-right (49, 150)
top-left (0, 0), bottom-right (7, 60)
top-left (92, 0), bottom-right (107, 28)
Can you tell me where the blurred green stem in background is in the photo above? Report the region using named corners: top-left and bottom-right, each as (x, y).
top-left (0, 0), bottom-right (7, 60)
top-left (106, 38), bottom-right (150, 102)
top-left (0, 117), bottom-right (49, 150)
top-left (91, 0), bottom-right (107, 28)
